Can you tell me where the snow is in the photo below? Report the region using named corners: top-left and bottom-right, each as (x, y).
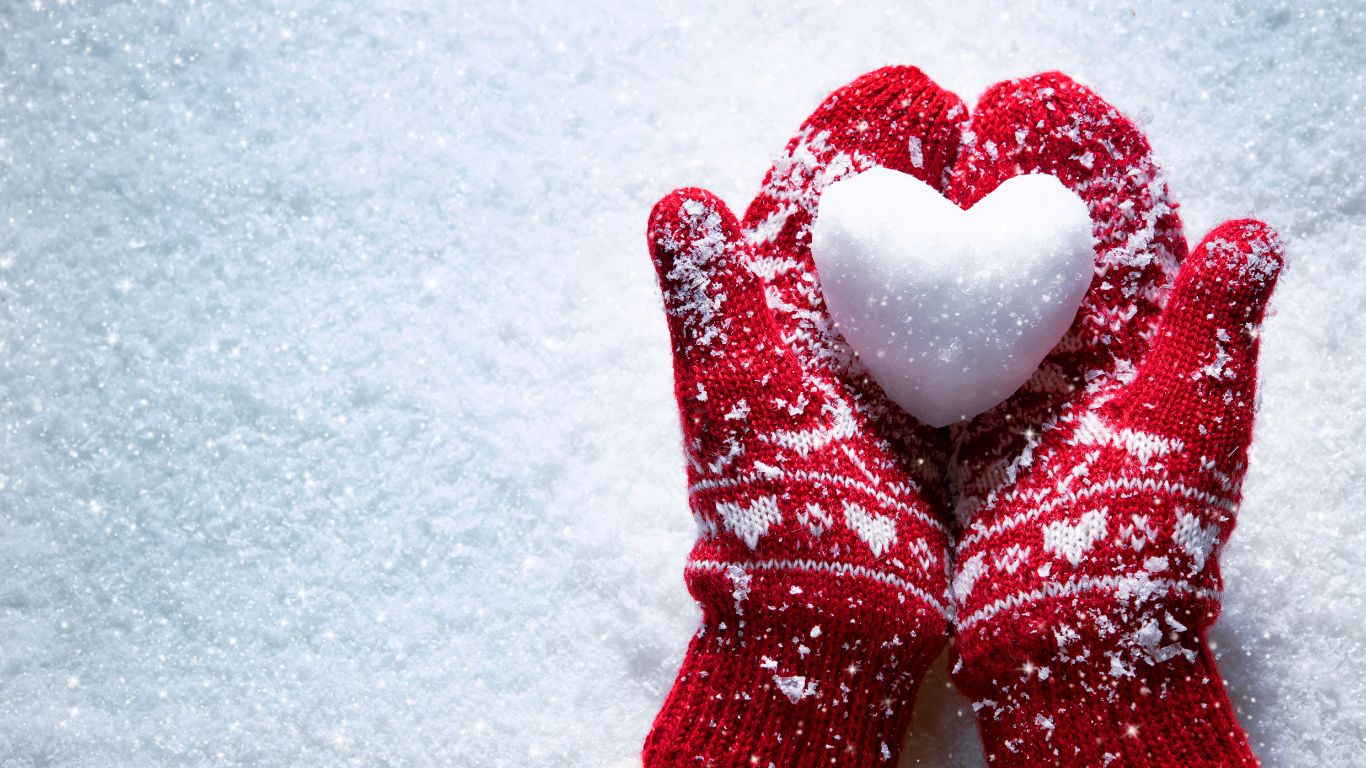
top-left (773, 674), bottom-right (819, 704)
top-left (0, 1), bottom-right (1363, 767)
top-left (811, 169), bottom-right (1093, 427)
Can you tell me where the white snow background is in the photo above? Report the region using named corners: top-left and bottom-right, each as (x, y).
top-left (1, 1), bottom-right (1363, 766)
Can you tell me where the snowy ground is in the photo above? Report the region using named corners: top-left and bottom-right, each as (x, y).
top-left (2, 1), bottom-right (1363, 765)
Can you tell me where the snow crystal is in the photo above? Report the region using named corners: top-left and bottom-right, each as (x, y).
top-left (1134, 619), bottom-right (1164, 651)
top-left (1143, 556), bottom-right (1170, 573)
top-left (727, 564), bottom-right (754, 614)
top-left (907, 136), bottom-right (925, 169)
top-left (773, 674), bottom-right (819, 703)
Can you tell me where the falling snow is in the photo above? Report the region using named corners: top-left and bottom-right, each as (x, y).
top-left (0, 2), bottom-right (1363, 767)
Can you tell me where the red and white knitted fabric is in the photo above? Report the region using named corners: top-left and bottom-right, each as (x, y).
top-left (641, 67), bottom-right (965, 767)
top-left (945, 73), bottom-right (1284, 766)
top-left (643, 66), bottom-right (1283, 767)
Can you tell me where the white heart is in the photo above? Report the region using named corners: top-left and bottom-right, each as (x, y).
top-left (810, 168), bottom-right (1095, 427)
top-left (715, 496), bottom-right (782, 550)
top-left (1173, 510), bottom-right (1220, 575)
top-left (842, 501), bottom-right (897, 557)
top-left (1042, 509), bottom-right (1109, 566)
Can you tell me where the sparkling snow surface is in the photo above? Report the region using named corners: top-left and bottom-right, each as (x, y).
top-left (2, 2), bottom-right (1363, 766)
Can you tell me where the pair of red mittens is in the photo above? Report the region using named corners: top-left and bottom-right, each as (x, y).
top-left (643, 66), bottom-right (1280, 767)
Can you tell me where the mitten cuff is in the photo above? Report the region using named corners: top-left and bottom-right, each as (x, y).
top-left (643, 565), bottom-right (946, 768)
top-left (971, 632), bottom-right (1257, 767)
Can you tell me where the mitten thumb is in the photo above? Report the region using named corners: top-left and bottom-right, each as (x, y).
top-left (1113, 219), bottom-right (1285, 448)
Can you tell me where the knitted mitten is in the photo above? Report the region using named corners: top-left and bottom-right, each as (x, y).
top-left (641, 67), bottom-right (965, 767)
top-left (944, 73), bottom-right (1283, 766)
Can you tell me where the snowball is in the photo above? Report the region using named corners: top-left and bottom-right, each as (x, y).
top-left (811, 168), bottom-right (1095, 426)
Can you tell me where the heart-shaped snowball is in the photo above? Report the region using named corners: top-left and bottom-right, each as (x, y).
top-left (811, 168), bottom-right (1095, 427)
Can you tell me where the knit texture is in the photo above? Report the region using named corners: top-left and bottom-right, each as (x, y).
top-left (944, 73), bottom-right (1283, 766)
top-left (641, 66), bottom-right (965, 768)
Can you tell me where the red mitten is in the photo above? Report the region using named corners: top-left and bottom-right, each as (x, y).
top-left (642, 67), bottom-right (964, 767)
top-left (945, 73), bottom-right (1284, 766)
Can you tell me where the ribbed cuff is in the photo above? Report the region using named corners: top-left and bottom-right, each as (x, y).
top-left (643, 566), bottom-right (947, 768)
top-left (971, 632), bottom-right (1257, 767)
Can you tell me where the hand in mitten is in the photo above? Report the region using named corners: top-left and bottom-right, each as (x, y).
top-left (641, 67), bottom-right (965, 767)
top-left (945, 73), bottom-right (1283, 766)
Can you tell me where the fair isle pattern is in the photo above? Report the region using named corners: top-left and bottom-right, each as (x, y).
top-left (642, 66), bottom-right (1281, 768)
top-left (742, 77), bottom-right (966, 479)
top-left (944, 73), bottom-right (1283, 767)
top-left (956, 473), bottom-right (1238, 553)
top-left (955, 573), bottom-right (1222, 632)
top-left (642, 67), bottom-right (966, 768)
top-left (686, 558), bottom-right (949, 619)
top-left (689, 467), bottom-right (946, 532)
